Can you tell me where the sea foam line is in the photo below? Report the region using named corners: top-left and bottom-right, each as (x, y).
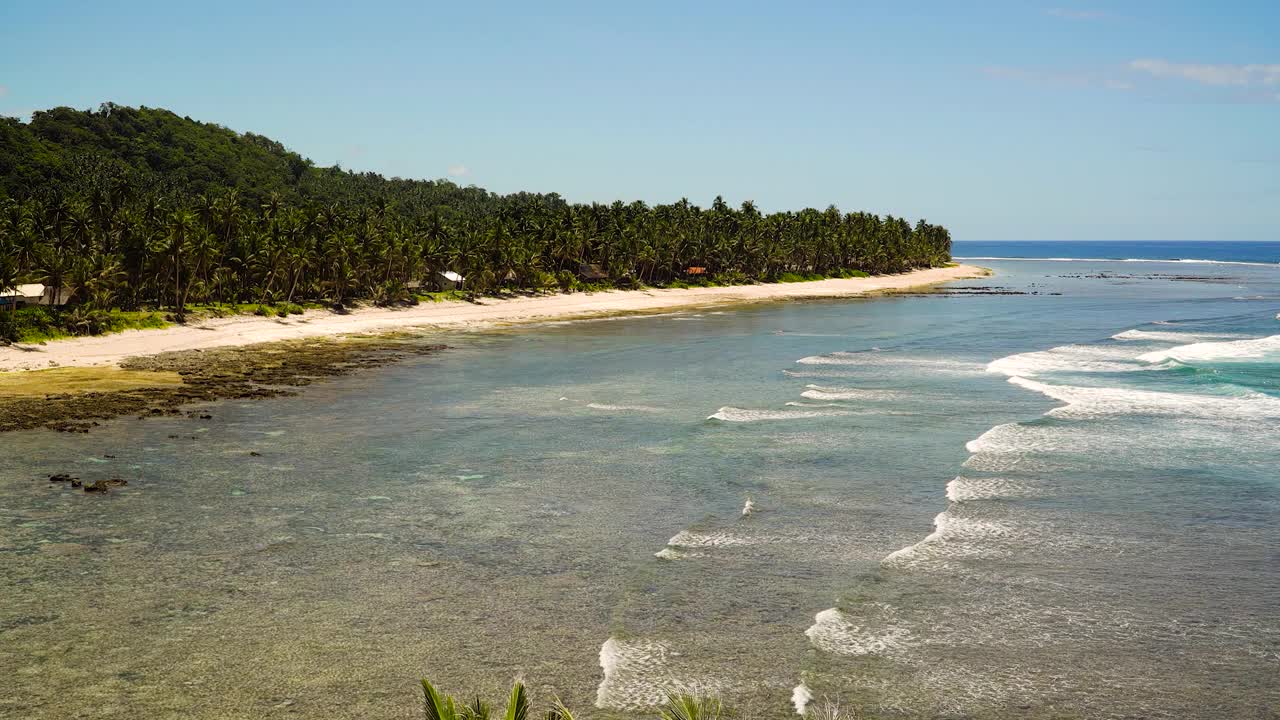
top-left (707, 406), bottom-right (853, 422)
top-left (1111, 329), bottom-right (1248, 343)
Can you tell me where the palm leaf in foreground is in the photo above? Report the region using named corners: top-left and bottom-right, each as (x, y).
top-left (659, 691), bottom-right (730, 720)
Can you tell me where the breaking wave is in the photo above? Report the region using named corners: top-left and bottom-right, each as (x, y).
top-left (987, 344), bottom-right (1158, 377)
top-left (1006, 376), bottom-right (1280, 421)
top-left (945, 476), bottom-right (1039, 502)
top-left (1111, 329), bottom-right (1247, 343)
top-left (805, 607), bottom-right (913, 656)
top-left (1136, 334), bottom-right (1280, 364)
top-left (707, 407), bottom-right (852, 422)
top-left (586, 403), bottom-right (666, 413)
top-left (800, 384), bottom-right (899, 401)
top-left (796, 352), bottom-right (985, 374)
top-left (595, 638), bottom-right (725, 710)
top-left (881, 510), bottom-right (1016, 570)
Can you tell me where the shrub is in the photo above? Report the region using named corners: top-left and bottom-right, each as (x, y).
top-left (555, 270), bottom-right (580, 293)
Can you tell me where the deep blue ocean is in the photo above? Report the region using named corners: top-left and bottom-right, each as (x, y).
top-left (955, 240), bottom-right (1280, 265)
top-left (2, 242), bottom-right (1277, 719)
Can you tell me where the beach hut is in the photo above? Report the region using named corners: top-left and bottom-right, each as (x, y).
top-left (578, 263), bottom-right (608, 282)
top-left (0, 283), bottom-right (55, 309)
top-left (432, 270), bottom-right (465, 291)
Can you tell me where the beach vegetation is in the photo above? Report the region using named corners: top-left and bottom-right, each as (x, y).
top-left (0, 104), bottom-right (952, 339)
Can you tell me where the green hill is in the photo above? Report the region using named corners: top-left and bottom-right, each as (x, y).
top-left (0, 102), bottom-right (524, 215)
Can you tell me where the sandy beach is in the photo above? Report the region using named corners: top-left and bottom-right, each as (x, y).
top-left (0, 264), bottom-right (984, 373)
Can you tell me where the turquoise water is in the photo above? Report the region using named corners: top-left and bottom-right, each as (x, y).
top-left (1, 254), bottom-right (1278, 718)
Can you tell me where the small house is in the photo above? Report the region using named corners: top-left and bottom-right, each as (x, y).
top-left (432, 270), bottom-right (465, 291)
top-left (0, 284), bottom-right (59, 308)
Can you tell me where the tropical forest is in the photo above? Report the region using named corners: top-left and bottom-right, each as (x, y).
top-left (0, 103), bottom-right (951, 342)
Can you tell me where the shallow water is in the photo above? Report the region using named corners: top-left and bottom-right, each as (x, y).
top-left (2, 251), bottom-right (1279, 718)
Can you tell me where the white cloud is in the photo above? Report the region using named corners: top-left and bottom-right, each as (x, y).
top-left (1129, 59), bottom-right (1280, 87)
top-left (1046, 8), bottom-right (1106, 20)
top-left (447, 164), bottom-right (469, 177)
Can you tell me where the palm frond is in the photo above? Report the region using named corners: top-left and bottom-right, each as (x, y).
top-left (421, 678), bottom-right (459, 720)
top-left (541, 697), bottom-right (575, 720)
top-left (461, 695), bottom-right (491, 720)
top-left (659, 691), bottom-right (729, 720)
top-left (503, 680), bottom-right (529, 720)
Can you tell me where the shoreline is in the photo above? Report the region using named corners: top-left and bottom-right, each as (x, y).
top-left (0, 264), bottom-right (986, 373)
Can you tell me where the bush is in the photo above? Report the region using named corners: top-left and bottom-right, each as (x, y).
top-left (0, 311), bottom-right (17, 343)
top-left (555, 270), bottom-right (580, 293)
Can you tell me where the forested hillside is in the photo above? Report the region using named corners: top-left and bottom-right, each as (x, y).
top-left (0, 103), bottom-right (951, 338)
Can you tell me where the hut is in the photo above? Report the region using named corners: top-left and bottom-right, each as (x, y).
top-left (578, 263), bottom-right (608, 282)
top-left (0, 284), bottom-right (61, 308)
top-left (432, 271), bottom-right (465, 291)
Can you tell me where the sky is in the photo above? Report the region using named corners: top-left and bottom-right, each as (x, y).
top-left (2, 1), bottom-right (1278, 240)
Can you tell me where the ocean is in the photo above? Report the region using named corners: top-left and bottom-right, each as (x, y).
top-left (2, 242), bottom-right (1277, 718)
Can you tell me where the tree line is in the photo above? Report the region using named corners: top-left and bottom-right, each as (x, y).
top-left (0, 104), bottom-right (951, 322)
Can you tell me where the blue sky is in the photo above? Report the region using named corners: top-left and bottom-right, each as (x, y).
top-left (2, 1), bottom-right (1277, 240)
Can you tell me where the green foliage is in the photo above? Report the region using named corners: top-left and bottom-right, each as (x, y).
top-left (1, 305), bottom-right (168, 343)
top-left (421, 678), bottom-right (531, 720)
top-left (0, 104), bottom-right (953, 339)
top-left (658, 692), bottom-right (731, 720)
top-left (777, 272), bottom-right (822, 283)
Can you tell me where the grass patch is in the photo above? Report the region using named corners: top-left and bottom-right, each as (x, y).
top-left (0, 366), bottom-right (184, 397)
top-left (415, 290), bottom-right (467, 303)
top-left (1, 307), bottom-right (171, 344)
top-left (777, 271), bottom-right (827, 283)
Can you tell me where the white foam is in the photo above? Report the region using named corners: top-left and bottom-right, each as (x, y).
top-left (881, 511), bottom-right (1014, 570)
top-left (795, 352), bottom-right (984, 374)
top-left (1007, 375), bottom-right (1280, 421)
top-left (784, 401), bottom-right (848, 408)
top-left (800, 384), bottom-right (899, 401)
top-left (586, 403), bottom-right (665, 413)
top-left (707, 407), bottom-right (852, 422)
top-left (1112, 329), bottom-right (1247, 343)
top-left (667, 530), bottom-right (759, 548)
top-left (964, 422), bottom-right (1085, 455)
top-left (654, 547), bottom-right (703, 560)
top-left (1136, 334), bottom-right (1280, 364)
top-left (791, 683), bottom-right (813, 715)
top-left (595, 637), bottom-right (673, 709)
top-left (945, 476), bottom-right (1039, 502)
top-left (805, 608), bottom-right (913, 656)
top-left (741, 497), bottom-right (755, 517)
top-left (987, 344), bottom-right (1155, 377)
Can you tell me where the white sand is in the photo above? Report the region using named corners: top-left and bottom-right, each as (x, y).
top-left (0, 265), bottom-right (985, 372)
